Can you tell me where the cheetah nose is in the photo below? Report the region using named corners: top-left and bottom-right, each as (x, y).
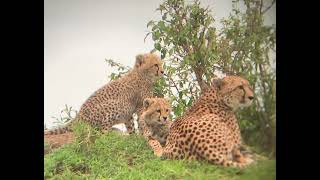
top-left (248, 96), bottom-right (254, 100)
top-left (160, 71), bottom-right (164, 74)
top-left (163, 117), bottom-right (167, 121)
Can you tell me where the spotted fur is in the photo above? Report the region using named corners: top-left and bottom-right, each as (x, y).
top-left (138, 98), bottom-right (172, 156)
top-left (159, 76), bottom-right (255, 168)
top-left (45, 53), bottom-right (164, 135)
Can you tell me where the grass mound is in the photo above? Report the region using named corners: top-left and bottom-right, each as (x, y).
top-left (44, 127), bottom-right (275, 180)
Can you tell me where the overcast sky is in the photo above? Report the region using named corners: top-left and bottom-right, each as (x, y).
top-left (44, 0), bottom-right (275, 128)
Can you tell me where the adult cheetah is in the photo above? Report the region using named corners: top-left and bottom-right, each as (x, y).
top-left (154, 76), bottom-right (255, 168)
top-left (45, 53), bottom-right (164, 135)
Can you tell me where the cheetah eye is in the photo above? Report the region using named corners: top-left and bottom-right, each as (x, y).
top-left (238, 85), bottom-right (244, 89)
top-left (156, 109), bottom-right (161, 113)
top-left (154, 64), bottom-right (159, 67)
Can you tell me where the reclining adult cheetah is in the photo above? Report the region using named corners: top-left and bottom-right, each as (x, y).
top-left (153, 76), bottom-right (255, 168)
top-left (138, 97), bottom-right (172, 156)
top-left (45, 53), bottom-right (164, 135)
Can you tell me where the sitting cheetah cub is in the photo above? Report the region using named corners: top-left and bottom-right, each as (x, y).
top-left (45, 53), bottom-right (164, 135)
top-left (139, 97), bottom-right (172, 156)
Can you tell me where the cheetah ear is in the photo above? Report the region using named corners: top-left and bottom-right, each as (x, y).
top-left (143, 98), bottom-right (154, 108)
top-left (212, 78), bottom-right (224, 89)
top-left (135, 54), bottom-right (145, 68)
top-left (165, 97), bottom-right (172, 104)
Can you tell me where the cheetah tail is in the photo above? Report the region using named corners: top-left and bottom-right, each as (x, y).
top-left (44, 122), bottom-right (73, 135)
top-left (222, 159), bottom-right (253, 169)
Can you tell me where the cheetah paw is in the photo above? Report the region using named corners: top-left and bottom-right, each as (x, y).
top-left (160, 156), bottom-right (167, 160)
top-left (154, 150), bottom-right (163, 157)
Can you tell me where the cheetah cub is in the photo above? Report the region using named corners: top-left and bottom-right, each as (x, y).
top-left (139, 97), bottom-right (172, 156)
top-left (45, 53), bottom-right (164, 135)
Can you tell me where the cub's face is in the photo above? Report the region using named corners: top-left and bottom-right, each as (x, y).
top-left (141, 98), bottom-right (171, 126)
top-left (135, 53), bottom-right (164, 81)
top-left (216, 76), bottom-right (254, 110)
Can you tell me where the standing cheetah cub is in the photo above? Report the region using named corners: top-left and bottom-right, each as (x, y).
top-left (45, 53), bottom-right (164, 135)
top-left (139, 97), bottom-right (172, 156)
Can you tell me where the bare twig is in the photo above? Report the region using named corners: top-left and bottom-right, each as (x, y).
top-left (262, 0), bottom-right (275, 14)
top-left (164, 73), bottom-right (181, 96)
top-left (105, 59), bottom-right (131, 70)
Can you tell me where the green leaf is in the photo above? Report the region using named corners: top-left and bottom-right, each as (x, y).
top-left (187, 97), bottom-right (194, 106)
top-left (161, 49), bottom-right (167, 59)
top-left (144, 32), bottom-right (151, 42)
top-left (147, 20), bottom-right (155, 28)
top-left (152, 31), bottom-right (161, 41)
top-left (174, 104), bottom-right (183, 117)
top-left (152, 24), bottom-right (158, 31)
top-left (169, 48), bottom-right (174, 56)
top-left (162, 12), bottom-right (168, 20)
top-left (155, 43), bottom-right (161, 51)
top-left (158, 21), bottom-right (165, 29)
top-left (179, 82), bottom-right (183, 88)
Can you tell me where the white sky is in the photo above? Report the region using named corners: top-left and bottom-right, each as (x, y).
top-left (44, 0), bottom-right (275, 128)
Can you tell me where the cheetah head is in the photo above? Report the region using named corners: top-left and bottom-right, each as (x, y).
top-left (134, 53), bottom-right (164, 81)
top-left (213, 76), bottom-right (254, 110)
top-left (141, 97), bottom-right (171, 126)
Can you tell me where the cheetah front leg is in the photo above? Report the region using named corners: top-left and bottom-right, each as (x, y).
top-left (206, 150), bottom-right (252, 169)
top-left (140, 123), bottom-right (164, 157)
top-left (191, 143), bottom-right (253, 168)
top-left (135, 107), bottom-right (144, 135)
top-left (161, 143), bottom-right (181, 160)
top-left (148, 139), bottom-right (163, 157)
top-left (136, 107), bottom-right (144, 118)
top-left (101, 123), bottom-right (113, 134)
top-left (124, 117), bottom-right (135, 134)
top-left (232, 148), bottom-right (254, 165)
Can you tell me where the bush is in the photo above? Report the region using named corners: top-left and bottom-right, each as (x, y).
top-left (106, 0), bottom-right (276, 156)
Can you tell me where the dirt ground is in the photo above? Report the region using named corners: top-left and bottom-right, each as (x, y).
top-left (44, 132), bottom-right (75, 154)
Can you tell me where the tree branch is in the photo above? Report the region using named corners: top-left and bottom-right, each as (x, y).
top-left (262, 0), bottom-right (275, 14)
top-left (164, 73), bottom-right (181, 96)
top-left (193, 66), bottom-right (209, 91)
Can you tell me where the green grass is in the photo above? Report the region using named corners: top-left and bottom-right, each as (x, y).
top-left (44, 124), bottom-right (275, 180)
